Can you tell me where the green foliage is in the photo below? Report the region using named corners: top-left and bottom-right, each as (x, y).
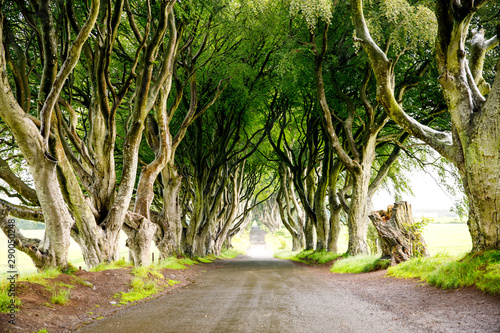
top-left (114, 265), bottom-right (180, 305)
top-left (330, 255), bottom-right (389, 273)
top-left (388, 251), bottom-right (500, 294)
top-left (0, 280), bottom-right (22, 313)
top-left (19, 268), bottom-right (61, 286)
top-left (50, 289), bottom-right (71, 305)
top-left (154, 257), bottom-right (187, 270)
top-left (32, 330), bottom-right (49, 333)
top-left (274, 250), bottom-right (300, 260)
top-left (290, 0), bottom-right (333, 30)
top-left (219, 248), bottom-right (241, 259)
top-left (90, 259), bottom-right (132, 272)
top-left (195, 257), bottom-right (214, 263)
top-left (294, 250), bottom-right (344, 264)
top-left (364, 0), bottom-right (437, 53)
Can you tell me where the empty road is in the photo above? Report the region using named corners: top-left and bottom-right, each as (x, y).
top-left (77, 227), bottom-right (500, 333)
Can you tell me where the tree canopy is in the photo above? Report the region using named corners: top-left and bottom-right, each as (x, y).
top-left (0, 0), bottom-right (498, 269)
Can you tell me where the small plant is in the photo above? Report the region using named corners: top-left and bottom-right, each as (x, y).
top-left (33, 329), bottom-right (49, 333)
top-left (50, 289), bottom-right (71, 305)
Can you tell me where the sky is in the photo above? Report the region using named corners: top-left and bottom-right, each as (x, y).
top-left (371, 168), bottom-right (457, 217)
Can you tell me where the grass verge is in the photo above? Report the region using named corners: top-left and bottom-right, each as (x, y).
top-left (294, 250), bottom-right (345, 264)
top-left (114, 264), bottom-right (180, 305)
top-left (330, 254), bottom-right (390, 273)
top-left (387, 250), bottom-right (500, 294)
top-left (90, 258), bottom-right (132, 272)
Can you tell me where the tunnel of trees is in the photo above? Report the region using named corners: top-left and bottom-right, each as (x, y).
top-left (0, 0), bottom-right (498, 269)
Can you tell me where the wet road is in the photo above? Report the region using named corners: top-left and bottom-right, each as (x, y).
top-left (76, 227), bottom-right (500, 333)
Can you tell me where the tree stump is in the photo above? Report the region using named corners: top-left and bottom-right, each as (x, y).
top-left (369, 201), bottom-right (430, 266)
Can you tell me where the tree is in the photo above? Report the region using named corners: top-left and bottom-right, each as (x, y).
top-left (351, 0), bottom-right (500, 251)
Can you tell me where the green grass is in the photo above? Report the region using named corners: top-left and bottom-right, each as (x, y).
top-left (232, 230), bottom-right (250, 253)
top-left (294, 250), bottom-right (345, 264)
top-left (273, 250), bottom-right (299, 260)
top-left (388, 250), bottom-right (500, 294)
top-left (423, 224), bottom-right (472, 256)
top-left (0, 280), bottom-right (22, 313)
top-left (90, 258), bottom-right (132, 272)
top-left (330, 255), bottom-right (390, 273)
top-left (18, 268), bottom-right (61, 285)
top-left (219, 248), bottom-right (241, 259)
top-left (114, 265), bottom-right (180, 305)
top-left (50, 288), bottom-right (71, 305)
top-left (195, 256), bottom-right (214, 263)
top-left (154, 257), bottom-right (187, 270)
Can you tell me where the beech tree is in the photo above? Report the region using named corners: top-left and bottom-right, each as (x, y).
top-left (289, 0), bottom-right (432, 254)
top-left (351, 0), bottom-right (500, 251)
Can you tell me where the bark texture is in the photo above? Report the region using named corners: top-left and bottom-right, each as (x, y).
top-left (369, 202), bottom-right (430, 266)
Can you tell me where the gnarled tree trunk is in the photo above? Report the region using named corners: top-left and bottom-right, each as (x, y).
top-left (369, 201), bottom-right (429, 265)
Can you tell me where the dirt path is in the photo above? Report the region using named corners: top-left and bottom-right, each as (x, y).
top-left (76, 229), bottom-right (500, 333)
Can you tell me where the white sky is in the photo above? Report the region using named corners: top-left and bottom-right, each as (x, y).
top-left (372, 168), bottom-right (456, 215)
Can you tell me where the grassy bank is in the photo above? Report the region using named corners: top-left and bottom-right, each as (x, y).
top-left (387, 251), bottom-right (500, 295)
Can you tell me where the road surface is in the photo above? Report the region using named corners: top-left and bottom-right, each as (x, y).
top-left (77, 227), bottom-right (500, 333)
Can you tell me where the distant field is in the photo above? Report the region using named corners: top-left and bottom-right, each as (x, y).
top-left (270, 222), bottom-right (472, 258)
top-left (0, 230), bottom-right (161, 277)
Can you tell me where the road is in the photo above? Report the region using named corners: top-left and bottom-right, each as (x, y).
top-left (77, 227), bottom-right (500, 333)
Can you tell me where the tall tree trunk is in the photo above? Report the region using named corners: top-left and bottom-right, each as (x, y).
top-left (155, 164), bottom-right (183, 259)
top-left (327, 159), bottom-right (342, 253)
top-left (346, 169), bottom-right (370, 255)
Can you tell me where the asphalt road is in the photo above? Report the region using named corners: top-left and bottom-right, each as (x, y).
top-left (76, 227), bottom-right (500, 333)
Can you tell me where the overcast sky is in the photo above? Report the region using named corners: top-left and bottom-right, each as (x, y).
top-left (372, 168), bottom-right (456, 215)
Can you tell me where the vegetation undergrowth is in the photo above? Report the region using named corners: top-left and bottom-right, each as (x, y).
top-left (293, 250), bottom-right (345, 264)
top-left (219, 248), bottom-right (242, 259)
top-left (274, 250), bottom-right (300, 260)
top-left (50, 288), bottom-right (71, 305)
top-left (388, 250), bottom-right (500, 294)
top-left (90, 258), bottom-right (132, 272)
top-left (0, 280), bottom-right (22, 313)
top-left (114, 264), bottom-right (180, 305)
top-left (330, 254), bottom-right (390, 273)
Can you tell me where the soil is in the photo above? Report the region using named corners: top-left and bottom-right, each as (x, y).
top-left (1, 262), bottom-right (217, 333)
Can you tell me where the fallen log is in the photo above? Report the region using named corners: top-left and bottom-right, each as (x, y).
top-left (369, 201), bottom-right (429, 266)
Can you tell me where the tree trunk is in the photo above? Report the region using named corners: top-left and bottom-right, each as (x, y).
top-left (346, 168), bottom-right (370, 255)
top-left (124, 212), bottom-right (157, 266)
top-left (327, 205), bottom-right (342, 253)
top-left (369, 201), bottom-right (430, 266)
top-left (155, 165), bottom-right (183, 259)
